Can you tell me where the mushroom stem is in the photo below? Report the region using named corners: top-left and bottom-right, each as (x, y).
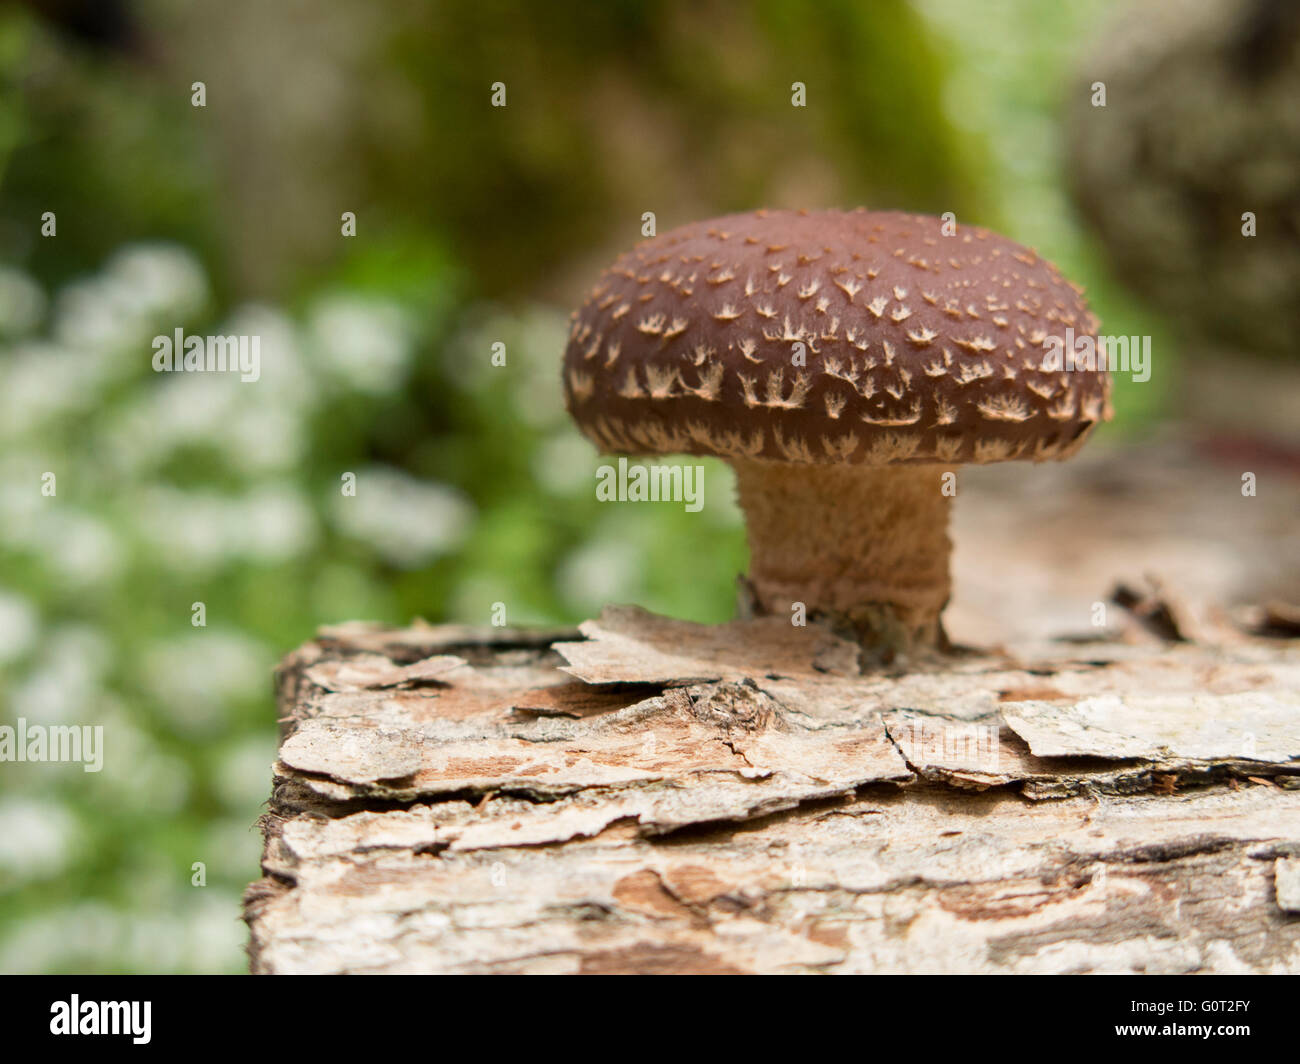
top-left (731, 459), bottom-right (952, 658)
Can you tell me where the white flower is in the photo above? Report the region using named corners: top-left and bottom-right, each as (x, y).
top-left (10, 625), bottom-right (112, 724)
top-left (104, 371), bottom-right (231, 471)
top-left (136, 484), bottom-right (317, 569)
top-left (0, 454), bottom-right (47, 540)
top-left (141, 630), bottom-right (272, 735)
top-left (53, 245), bottom-right (207, 357)
top-left (28, 509), bottom-right (124, 586)
top-left (0, 343), bottom-right (102, 438)
top-left (105, 244), bottom-right (207, 323)
top-left (0, 798), bottom-right (81, 882)
top-left (0, 894), bottom-right (243, 974)
top-left (557, 538), bottom-right (642, 612)
top-left (85, 701), bottom-right (191, 812)
top-left (0, 902), bottom-right (120, 974)
top-left (136, 487), bottom-right (232, 569)
top-left (0, 590), bottom-right (39, 665)
top-left (330, 465), bottom-right (473, 568)
top-left (309, 295), bottom-right (413, 395)
top-left (223, 303), bottom-right (316, 407)
top-left (221, 405), bottom-right (306, 474)
top-left (107, 358), bottom-right (309, 476)
top-left (235, 485), bottom-right (318, 562)
top-left (53, 279), bottom-right (130, 350)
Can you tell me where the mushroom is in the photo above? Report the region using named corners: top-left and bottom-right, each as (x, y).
top-left (562, 209), bottom-right (1112, 659)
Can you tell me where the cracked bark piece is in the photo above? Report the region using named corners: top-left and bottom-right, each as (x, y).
top-left (276, 681), bottom-right (910, 817)
top-left (553, 605), bottom-right (861, 684)
top-left (303, 653), bottom-right (467, 692)
top-left (884, 710), bottom-right (1011, 789)
top-left (1001, 691), bottom-right (1300, 762)
top-left (279, 722), bottom-right (424, 785)
top-left (882, 709), bottom-right (1277, 799)
top-left (316, 619), bottom-right (580, 654)
top-left (509, 680), bottom-right (660, 718)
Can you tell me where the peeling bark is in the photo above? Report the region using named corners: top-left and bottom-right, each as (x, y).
top-left (246, 604), bottom-right (1300, 974)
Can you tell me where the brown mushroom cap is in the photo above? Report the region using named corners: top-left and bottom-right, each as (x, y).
top-left (564, 209), bottom-right (1111, 466)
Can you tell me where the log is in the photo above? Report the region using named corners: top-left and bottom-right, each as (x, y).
top-left (243, 439), bottom-right (1300, 973)
top-left (244, 605), bottom-right (1300, 974)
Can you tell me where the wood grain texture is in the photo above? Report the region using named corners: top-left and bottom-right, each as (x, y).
top-left (246, 606), bottom-right (1300, 974)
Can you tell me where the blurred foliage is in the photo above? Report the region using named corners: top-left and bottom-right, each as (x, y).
top-left (0, 0), bottom-right (987, 301)
top-left (372, 0), bottom-right (985, 298)
top-left (0, 0), bottom-right (1178, 973)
